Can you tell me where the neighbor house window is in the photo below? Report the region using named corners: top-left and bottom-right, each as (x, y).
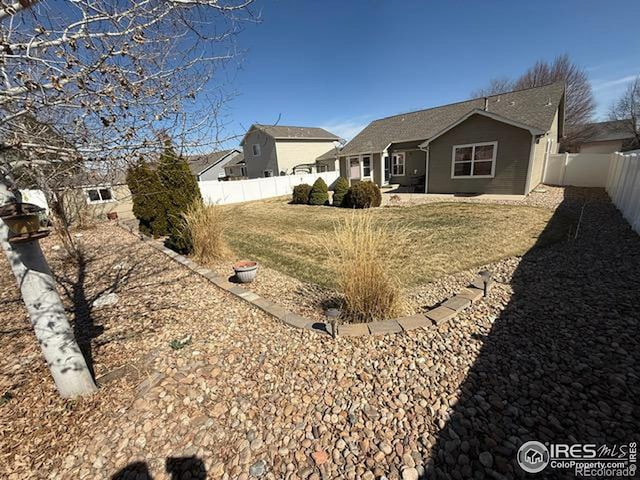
top-left (252, 144), bottom-right (261, 156)
top-left (263, 169), bottom-right (273, 177)
top-left (391, 152), bottom-right (405, 176)
top-left (85, 187), bottom-right (114, 204)
top-left (361, 155), bottom-right (372, 178)
top-left (451, 142), bottom-right (497, 178)
top-left (317, 164), bottom-right (327, 173)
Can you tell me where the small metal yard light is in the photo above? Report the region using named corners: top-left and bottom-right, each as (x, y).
top-left (478, 269), bottom-right (493, 297)
top-left (325, 308), bottom-right (341, 339)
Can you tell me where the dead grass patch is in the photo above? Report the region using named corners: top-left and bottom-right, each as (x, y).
top-left (219, 198), bottom-right (568, 288)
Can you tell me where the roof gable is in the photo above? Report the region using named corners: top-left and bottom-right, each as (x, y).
top-left (240, 124), bottom-right (340, 145)
top-left (187, 149), bottom-right (239, 176)
top-left (341, 82), bottom-right (565, 155)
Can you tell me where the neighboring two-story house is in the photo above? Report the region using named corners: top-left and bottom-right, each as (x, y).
top-left (240, 124), bottom-right (341, 177)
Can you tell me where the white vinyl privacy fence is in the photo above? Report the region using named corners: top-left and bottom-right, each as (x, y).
top-left (199, 171), bottom-right (339, 205)
top-left (544, 153), bottom-right (611, 187)
top-left (607, 152), bottom-right (640, 234)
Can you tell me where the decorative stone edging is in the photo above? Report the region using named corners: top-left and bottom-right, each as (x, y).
top-left (118, 222), bottom-right (492, 338)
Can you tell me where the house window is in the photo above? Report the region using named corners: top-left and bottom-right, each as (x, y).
top-left (263, 169), bottom-right (273, 177)
top-left (451, 142), bottom-right (497, 178)
top-left (362, 155), bottom-right (372, 178)
top-left (317, 164), bottom-right (327, 173)
top-left (86, 187), bottom-right (114, 204)
top-left (391, 152), bottom-right (405, 176)
top-left (241, 166), bottom-right (247, 176)
top-left (252, 144), bottom-right (261, 156)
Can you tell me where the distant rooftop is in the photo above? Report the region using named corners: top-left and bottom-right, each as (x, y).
top-left (241, 124), bottom-right (340, 144)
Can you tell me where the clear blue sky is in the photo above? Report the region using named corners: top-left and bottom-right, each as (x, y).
top-left (219, 0), bottom-right (640, 145)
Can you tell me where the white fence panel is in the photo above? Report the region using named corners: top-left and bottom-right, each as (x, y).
top-left (606, 153), bottom-right (640, 234)
top-left (199, 171), bottom-right (339, 205)
top-left (544, 153), bottom-right (610, 187)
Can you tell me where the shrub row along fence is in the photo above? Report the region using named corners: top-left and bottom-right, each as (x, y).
top-left (198, 171), bottom-right (339, 206)
top-left (607, 152), bottom-right (640, 234)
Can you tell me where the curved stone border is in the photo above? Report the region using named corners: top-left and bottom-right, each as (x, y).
top-left (118, 222), bottom-right (491, 338)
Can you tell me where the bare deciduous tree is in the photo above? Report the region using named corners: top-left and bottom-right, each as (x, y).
top-left (472, 54), bottom-right (596, 148)
top-left (0, 0), bottom-right (255, 397)
top-left (609, 76), bottom-right (640, 149)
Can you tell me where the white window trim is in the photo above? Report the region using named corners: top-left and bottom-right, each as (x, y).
top-left (252, 144), bottom-right (261, 156)
top-left (391, 152), bottom-right (405, 176)
top-left (85, 187), bottom-right (115, 204)
top-left (360, 154), bottom-right (372, 179)
top-left (451, 141), bottom-right (497, 179)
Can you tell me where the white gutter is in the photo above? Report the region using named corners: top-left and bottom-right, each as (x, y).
top-left (524, 134), bottom-right (538, 195)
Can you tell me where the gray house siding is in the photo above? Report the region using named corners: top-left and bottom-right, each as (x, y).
top-left (242, 129), bottom-right (279, 178)
top-left (428, 114), bottom-right (533, 195)
top-left (198, 151), bottom-right (241, 181)
top-left (388, 149), bottom-right (426, 186)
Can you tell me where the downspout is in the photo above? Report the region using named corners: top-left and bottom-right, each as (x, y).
top-left (419, 142), bottom-right (430, 193)
top-left (524, 134), bottom-right (538, 195)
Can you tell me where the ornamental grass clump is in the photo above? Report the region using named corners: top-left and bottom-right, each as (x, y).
top-left (183, 200), bottom-right (229, 266)
top-left (326, 211), bottom-right (408, 323)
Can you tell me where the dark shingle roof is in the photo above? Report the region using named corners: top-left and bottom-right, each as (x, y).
top-left (579, 120), bottom-right (636, 142)
top-left (225, 152), bottom-right (245, 166)
top-left (340, 82), bottom-right (565, 156)
top-left (316, 147), bottom-right (340, 162)
top-left (186, 149), bottom-right (238, 175)
top-left (246, 124), bottom-right (340, 142)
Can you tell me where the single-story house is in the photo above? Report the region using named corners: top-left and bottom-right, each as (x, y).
top-left (187, 149), bottom-right (243, 181)
top-left (56, 170), bottom-right (134, 223)
top-left (315, 147), bottom-right (340, 172)
top-left (222, 152), bottom-right (247, 180)
top-left (569, 120), bottom-right (638, 154)
top-left (291, 147), bottom-right (340, 174)
top-left (240, 124), bottom-right (341, 178)
top-left (338, 82), bottom-right (566, 195)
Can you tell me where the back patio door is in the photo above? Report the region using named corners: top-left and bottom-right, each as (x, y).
top-left (349, 158), bottom-right (361, 180)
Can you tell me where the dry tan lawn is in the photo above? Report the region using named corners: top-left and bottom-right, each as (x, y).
top-left (221, 198), bottom-right (568, 287)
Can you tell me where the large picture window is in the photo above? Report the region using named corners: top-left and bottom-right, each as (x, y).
top-left (451, 142), bottom-right (497, 178)
top-left (391, 152), bottom-right (405, 176)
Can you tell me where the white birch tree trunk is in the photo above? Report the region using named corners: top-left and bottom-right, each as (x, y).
top-left (0, 179), bottom-right (97, 398)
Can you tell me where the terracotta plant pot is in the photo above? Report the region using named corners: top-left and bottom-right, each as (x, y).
top-left (233, 260), bottom-right (258, 283)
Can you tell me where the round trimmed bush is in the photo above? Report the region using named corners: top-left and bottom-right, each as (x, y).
top-left (292, 183), bottom-right (312, 204)
top-left (332, 176), bottom-right (349, 207)
top-left (308, 177), bottom-right (329, 205)
top-left (343, 181), bottom-right (382, 209)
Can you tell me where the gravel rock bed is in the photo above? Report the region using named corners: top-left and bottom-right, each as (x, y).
top-left (0, 186), bottom-right (638, 480)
